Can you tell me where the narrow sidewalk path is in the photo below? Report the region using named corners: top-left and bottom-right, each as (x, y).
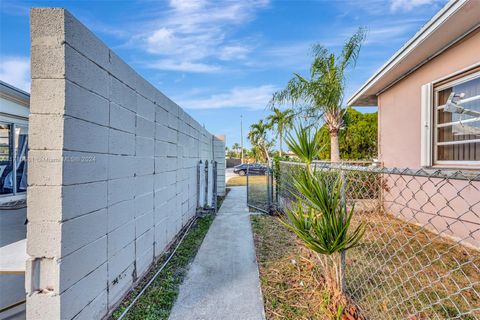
top-left (169, 187), bottom-right (265, 320)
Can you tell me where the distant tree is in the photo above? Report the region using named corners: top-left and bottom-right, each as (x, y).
top-left (226, 147), bottom-right (237, 158)
top-left (317, 108), bottom-right (377, 160)
top-left (248, 119), bottom-right (273, 162)
top-left (248, 146), bottom-right (265, 162)
top-left (270, 28), bottom-right (366, 162)
top-left (231, 143), bottom-right (241, 158)
top-left (267, 108), bottom-right (294, 157)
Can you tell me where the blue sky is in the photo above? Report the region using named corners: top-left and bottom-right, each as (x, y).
top-left (0, 0), bottom-right (446, 148)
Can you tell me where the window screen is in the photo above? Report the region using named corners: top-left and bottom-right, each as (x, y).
top-left (434, 73), bottom-right (480, 163)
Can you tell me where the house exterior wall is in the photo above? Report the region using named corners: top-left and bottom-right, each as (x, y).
top-left (377, 29), bottom-right (479, 249)
top-left (26, 8), bottom-right (225, 319)
top-left (377, 29), bottom-right (480, 168)
top-left (382, 174), bottom-right (479, 249)
top-left (0, 96), bottom-right (29, 121)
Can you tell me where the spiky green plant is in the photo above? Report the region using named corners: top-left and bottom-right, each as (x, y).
top-left (285, 124), bottom-right (323, 169)
top-left (281, 173), bottom-right (365, 292)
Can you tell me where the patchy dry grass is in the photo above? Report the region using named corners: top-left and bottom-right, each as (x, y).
top-left (253, 210), bottom-right (480, 320)
top-left (227, 175), bottom-right (267, 187)
top-left (227, 175), bottom-right (270, 212)
top-left (346, 210), bottom-right (480, 320)
top-left (251, 215), bottom-right (359, 320)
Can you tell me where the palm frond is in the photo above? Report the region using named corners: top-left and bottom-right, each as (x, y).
top-left (340, 27), bottom-right (366, 72)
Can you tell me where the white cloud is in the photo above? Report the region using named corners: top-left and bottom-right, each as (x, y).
top-left (218, 45), bottom-right (251, 61)
top-left (0, 56), bottom-right (30, 92)
top-left (176, 85), bottom-right (277, 110)
top-left (138, 0), bottom-right (268, 72)
top-left (390, 0), bottom-right (436, 11)
top-left (148, 59), bottom-right (221, 73)
top-left (364, 19), bottom-right (424, 44)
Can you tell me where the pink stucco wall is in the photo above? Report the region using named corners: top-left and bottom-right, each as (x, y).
top-left (378, 30), bottom-right (480, 168)
top-left (382, 174), bottom-right (480, 248)
top-left (377, 30), bottom-right (480, 249)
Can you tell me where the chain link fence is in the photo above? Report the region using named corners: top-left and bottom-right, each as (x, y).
top-left (274, 161), bottom-right (480, 320)
top-left (246, 163), bottom-right (274, 213)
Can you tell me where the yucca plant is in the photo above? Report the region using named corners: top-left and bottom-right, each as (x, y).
top-left (285, 124), bottom-right (323, 171)
top-left (282, 174), bottom-right (364, 293)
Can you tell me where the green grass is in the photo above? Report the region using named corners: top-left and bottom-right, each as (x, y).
top-left (226, 175), bottom-right (271, 212)
top-left (110, 214), bottom-right (215, 320)
top-left (226, 175), bottom-right (267, 186)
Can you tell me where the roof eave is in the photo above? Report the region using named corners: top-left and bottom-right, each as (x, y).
top-left (0, 80), bottom-right (30, 107)
top-left (347, 0), bottom-right (472, 107)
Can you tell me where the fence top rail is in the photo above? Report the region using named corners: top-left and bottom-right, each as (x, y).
top-left (278, 160), bottom-right (373, 166)
top-left (278, 160), bottom-right (480, 181)
top-left (313, 160), bottom-right (374, 165)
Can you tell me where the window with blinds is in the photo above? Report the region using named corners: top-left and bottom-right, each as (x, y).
top-left (433, 71), bottom-right (480, 165)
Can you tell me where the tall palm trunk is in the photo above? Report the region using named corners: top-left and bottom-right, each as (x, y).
top-left (330, 130), bottom-right (340, 163)
top-left (262, 144), bottom-right (271, 163)
top-left (325, 109), bottom-right (342, 163)
top-left (279, 130), bottom-right (283, 157)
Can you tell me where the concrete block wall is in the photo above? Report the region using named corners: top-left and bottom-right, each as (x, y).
top-left (27, 8), bottom-right (225, 319)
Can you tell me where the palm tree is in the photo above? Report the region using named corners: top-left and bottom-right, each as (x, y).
top-left (270, 28), bottom-right (365, 162)
top-left (248, 146), bottom-right (264, 162)
top-left (266, 108), bottom-right (294, 157)
top-left (248, 119), bottom-right (272, 162)
top-left (232, 142), bottom-right (241, 157)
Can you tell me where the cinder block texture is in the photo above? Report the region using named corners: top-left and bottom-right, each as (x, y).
top-left (27, 8), bottom-right (226, 319)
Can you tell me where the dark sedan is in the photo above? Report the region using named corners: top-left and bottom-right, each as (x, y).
top-left (233, 163), bottom-right (268, 176)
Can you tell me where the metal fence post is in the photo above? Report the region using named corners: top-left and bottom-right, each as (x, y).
top-left (274, 160), bottom-right (279, 204)
top-left (246, 164), bottom-right (249, 207)
top-left (267, 159), bottom-right (273, 212)
top-left (339, 168), bottom-right (346, 294)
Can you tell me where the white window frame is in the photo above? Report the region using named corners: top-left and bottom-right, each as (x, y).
top-left (0, 119), bottom-right (28, 202)
top-left (421, 69), bottom-right (480, 168)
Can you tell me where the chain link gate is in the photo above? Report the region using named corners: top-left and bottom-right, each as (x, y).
top-left (246, 161), bottom-right (275, 213)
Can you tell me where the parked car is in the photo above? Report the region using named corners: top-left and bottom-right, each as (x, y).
top-left (233, 163), bottom-right (268, 176)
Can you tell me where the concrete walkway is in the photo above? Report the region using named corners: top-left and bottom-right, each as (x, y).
top-left (169, 187), bottom-right (265, 320)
